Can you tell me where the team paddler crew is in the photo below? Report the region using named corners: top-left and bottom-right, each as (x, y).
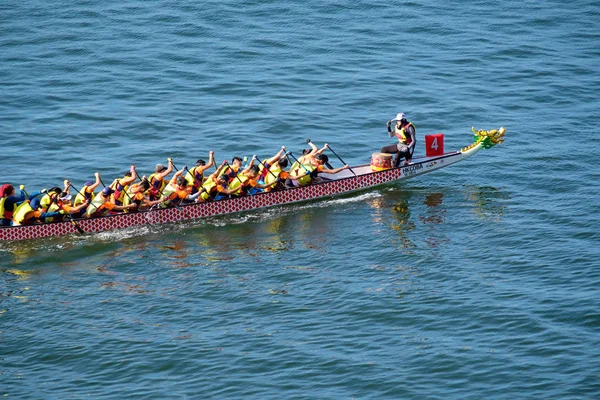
top-left (86, 187), bottom-right (137, 218)
top-left (1, 143), bottom-right (354, 227)
top-left (147, 159), bottom-right (174, 201)
top-left (382, 112), bottom-right (416, 167)
top-left (0, 184), bottom-right (26, 226)
top-left (286, 150), bottom-right (349, 187)
top-left (223, 158), bottom-right (281, 197)
top-left (185, 151), bottom-right (215, 194)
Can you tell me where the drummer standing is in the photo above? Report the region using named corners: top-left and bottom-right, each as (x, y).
top-left (381, 112), bottom-right (416, 167)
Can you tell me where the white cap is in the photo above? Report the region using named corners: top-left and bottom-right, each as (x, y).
top-left (394, 112), bottom-right (406, 121)
top-left (59, 193), bottom-right (72, 201)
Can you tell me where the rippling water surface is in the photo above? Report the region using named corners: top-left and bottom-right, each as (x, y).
top-left (1, 1), bottom-right (599, 398)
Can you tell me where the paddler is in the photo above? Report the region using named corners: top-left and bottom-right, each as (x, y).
top-left (286, 151), bottom-right (349, 187)
top-left (147, 158), bottom-right (174, 201)
top-left (0, 184), bottom-right (26, 226)
top-left (195, 161), bottom-right (229, 202)
top-left (30, 187), bottom-right (62, 211)
top-left (382, 112), bottom-right (416, 167)
top-left (159, 171), bottom-right (206, 207)
top-left (127, 179), bottom-right (163, 210)
top-left (185, 151), bottom-right (215, 194)
top-left (85, 187), bottom-right (137, 218)
top-left (73, 172), bottom-right (102, 207)
top-left (298, 141), bottom-right (328, 165)
top-left (49, 192), bottom-right (89, 222)
top-left (222, 156), bottom-right (243, 184)
top-left (257, 147), bottom-right (290, 192)
top-left (111, 166), bottom-right (137, 206)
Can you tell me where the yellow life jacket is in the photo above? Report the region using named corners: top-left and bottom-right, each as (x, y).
top-left (296, 164), bottom-right (317, 186)
top-left (45, 203), bottom-right (60, 223)
top-left (40, 193), bottom-right (53, 210)
top-left (228, 175), bottom-right (249, 196)
top-left (199, 177), bottom-right (218, 201)
top-left (123, 188), bottom-right (134, 207)
top-left (394, 122), bottom-right (416, 144)
top-left (74, 185), bottom-right (94, 207)
top-left (264, 163), bottom-right (283, 186)
top-left (110, 179), bottom-right (130, 205)
top-left (12, 201), bottom-right (35, 225)
top-left (0, 197), bottom-right (6, 219)
top-left (148, 173), bottom-right (167, 194)
top-left (159, 183), bottom-right (178, 208)
top-left (86, 193), bottom-right (107, 217)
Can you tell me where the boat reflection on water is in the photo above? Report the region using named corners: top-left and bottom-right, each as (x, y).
top-left (367, 185), bottom-right (508, 250)
top-left (184, 205), bottom-right (335, 267)
top-left (464, 185), bottom-right (509, 222)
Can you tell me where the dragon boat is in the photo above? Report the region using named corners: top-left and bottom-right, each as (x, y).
top-left (0, 127), bottom-right (505, 242)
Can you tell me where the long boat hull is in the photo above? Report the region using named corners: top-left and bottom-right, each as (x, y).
top-left (1, 144), bottom-right (484, 242)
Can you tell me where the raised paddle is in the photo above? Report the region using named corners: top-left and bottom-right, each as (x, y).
top-left (307, 139), bottom-right (356, 177)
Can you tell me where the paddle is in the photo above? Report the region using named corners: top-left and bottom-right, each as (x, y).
top-left (307, 139), bottom-right (356, 176)
top-left (43, 193), bottom-right (85, 234)
top-left (56, 200), bottom-right (85, 234)
top-left (287, 151), bottom-right (311, 174)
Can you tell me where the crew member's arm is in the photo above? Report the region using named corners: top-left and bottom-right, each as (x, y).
top-left (204, 151), bottom-right (215, 171)
top-left (104, 202), bottom-right (138, 212)
top-left (61, 202), bottom-right (89, 214)
top-left (254, 179), bottom-right (279, 190)
top-left (122, 166), bottom-right (137, 186)
top-left (167, 169), bottom-right (185, 186)
top-left (287, 169), bottom-right (308, 181)
top-left (406, 125), bottom-right (417, 152)
top-left (320, 165), bottom-right (350, 174)
top-left (157, 159), bottom-right (174, 180)
top-left (266, 147), bottom-right (286, 165)
top-left (315, 143), bottom-right (329, 156)
top-left (90, 172), bottom-right (102, 192)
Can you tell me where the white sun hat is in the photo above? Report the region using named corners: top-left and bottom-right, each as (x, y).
top-left (394, 112), bottom-right (406, 121)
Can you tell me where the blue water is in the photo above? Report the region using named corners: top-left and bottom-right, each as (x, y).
top-left (1, 0), bottom-right (599, 398)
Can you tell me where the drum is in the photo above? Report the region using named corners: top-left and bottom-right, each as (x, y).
top-left (370, 152), bottom-right (392, 171)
